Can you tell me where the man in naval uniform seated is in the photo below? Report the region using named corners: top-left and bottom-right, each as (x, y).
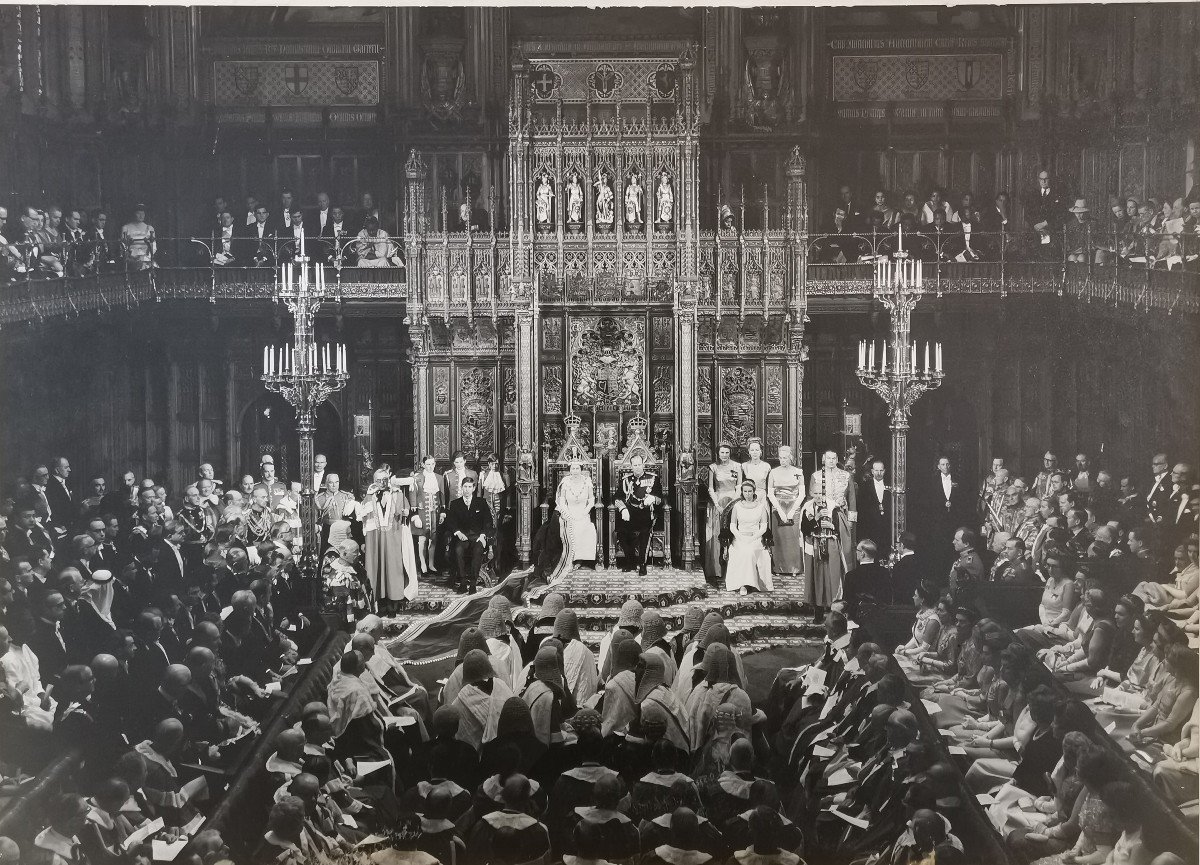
top-left (614, 454), bottom-right (663, 576)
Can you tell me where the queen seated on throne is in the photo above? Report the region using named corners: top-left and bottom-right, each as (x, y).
top-left (556, 459), bottom-right (598, 568)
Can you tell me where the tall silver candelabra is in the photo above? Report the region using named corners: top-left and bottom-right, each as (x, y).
top-left (262, 259), bottom-right (348, 608)
top-left (856, 255), bottom-right (944, 554)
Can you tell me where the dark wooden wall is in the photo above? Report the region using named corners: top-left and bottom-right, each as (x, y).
top-left (0, 311), bottom-right (411, 496)
top-left (803, 301), bottom-right (1198, 483)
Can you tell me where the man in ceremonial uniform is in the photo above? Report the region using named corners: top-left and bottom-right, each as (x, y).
top-left (984, 480), bottom-right (1021, 546)
top-left (245, 486), bottom-right (274, 546)
top-left (1031, 451), bottom-right (1059, 499)
top-left (977, 458), bottom-right (1006, 519)
top-left (1014, 494), bottom-right (1044, 551)
top-left (989, 536), bottom-right (1033, 583)
top-left (614, 455), bottom-right (663, 576)
top-left (315, 473), bottom-right (355, 552)
top-left (947, 528), bottom-right (984, 592)
top-left (255, 456), bottom-right (288, 511)
top-left (177, 485), bottom-right (216, 572)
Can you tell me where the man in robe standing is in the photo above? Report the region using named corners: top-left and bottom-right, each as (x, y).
top-left (802, 448), bottom-right (857, 622)
top-left (354, 470), bottom-right (417, 613)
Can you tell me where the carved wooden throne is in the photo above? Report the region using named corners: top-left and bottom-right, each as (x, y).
top-left (606, 414), bottom-right (671, 567)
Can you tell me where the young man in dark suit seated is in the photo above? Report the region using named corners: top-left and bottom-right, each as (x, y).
top-left (444, 476), bottom-right (494, 594)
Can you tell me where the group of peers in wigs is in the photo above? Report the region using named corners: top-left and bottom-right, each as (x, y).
top-left (706, 440), bottom-right (856, 614)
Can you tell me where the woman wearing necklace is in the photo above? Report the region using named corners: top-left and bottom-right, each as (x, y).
top-left (801, 448), bottom-right (857, 620)
top-left (555, 460), bottom-right (598, 568)
top-left (705, 442), bottom-right (743, 584)
top-left (766, 445), bottom-right (805, 583)
top-left (741, 438), bottom-right (770, 503)
top-left (722, 479), bottom-right (774, 595)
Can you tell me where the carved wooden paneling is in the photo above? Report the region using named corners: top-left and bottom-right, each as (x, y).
top-left (765, 423), bottom-right (783, 453)
top-left (652, 365), bottom-right (673, 408)
top-left (502, 366), bottom-right (516, 415)
top-left (433, 423), bottom-right (451, 459)
top-left (433, 367), bottom-right (450, 415)
top-left (458, 367), bottom-right (496, 456)
top-left (698, 367), bottom-right (713, 414)
top-left (543, 364), bottom-right (564, 414)
top-left (543, 316), bottom-right (563, 352)
top-left (652, 316), bottom-right (674, 350)
top-left (720, 366), bottom-right (757, 451)
top-left (765, 365), bottom-right (783, 415)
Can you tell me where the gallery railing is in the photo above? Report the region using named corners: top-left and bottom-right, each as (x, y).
top-left (1, 227), bottom-right (1197, 326)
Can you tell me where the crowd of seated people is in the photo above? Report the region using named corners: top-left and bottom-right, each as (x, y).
top-left (0, 189), bottom-right (406, 283)
top-left (0, 439), bottom-right (1196, 864)
top-left (812, 177), bottom-right (1200, 270)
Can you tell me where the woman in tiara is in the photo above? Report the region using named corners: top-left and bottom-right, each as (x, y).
top-left (722, 479), bottom-right (774, 595)
top-left (555, 459), bottom-right (598, 568)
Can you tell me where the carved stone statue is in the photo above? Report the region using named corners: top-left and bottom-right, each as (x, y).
top-left (594, 171), bottom-right (615, 226)
top-left (656, 171), bottom-right (674, 224)
top-left (625, 173), bottom-right (643, 225)
top-left (566, 172), bottom-right (584, 223)
top-left (535, 174), bottom-right (554, 226)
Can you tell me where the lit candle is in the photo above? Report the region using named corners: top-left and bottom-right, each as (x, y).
top-left (936, 342), bottom-right (942, 372)
top-left (910, 342), bottom-right (916, 372)
top-left (858, 340), bottom-right (865, 369)
top-left (924, 342), bottom-right (930, 372)
top-left (917, 260), bottom-right (923, 289)
top-left (898, 220), bottom-right (903, 254)
top-left (263, 345), bottom-right (268, 375)
top-left (868, 340), bottom-right (875, 370)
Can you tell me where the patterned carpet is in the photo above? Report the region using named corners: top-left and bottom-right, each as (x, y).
top-left (380, 564), bottom-right (825, 703)
top-left (380, 564), bottom-right (825, 660)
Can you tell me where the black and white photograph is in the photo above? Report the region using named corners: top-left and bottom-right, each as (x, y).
top-left (0, 2), bottom-right (1197, 863)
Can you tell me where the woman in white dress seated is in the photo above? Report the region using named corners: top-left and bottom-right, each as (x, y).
top-left (556, 460), bottom-right (597, 568)
top-left (722, 479), bottom-right (774, 595)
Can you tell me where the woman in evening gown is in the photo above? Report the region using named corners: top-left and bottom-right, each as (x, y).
top-left (705, 442), bottom-right (743, 583)
top-left (724, 479), bottom-right (774, 595)
top-left (556, 460), bottom-right (597, 566)
top-left (741, 437), bottom-right (771, 503)
top-left (767, 445), bottom-right (805, 579)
